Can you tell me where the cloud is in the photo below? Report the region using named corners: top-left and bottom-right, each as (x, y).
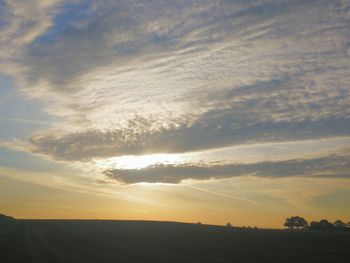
top-left (0, 0), bottom-right (67, 62)
top-left (9, 0), bottom-right (350, 96)
top-left (10, 77), bottom-right (350, 161)
top-left (103, 149), bottom-right (350, 184)
top-left (1, 0), bottom-right (350, 174)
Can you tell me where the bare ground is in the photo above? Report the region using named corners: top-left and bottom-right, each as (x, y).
top-left (1, 219), bottom-right (350, 263)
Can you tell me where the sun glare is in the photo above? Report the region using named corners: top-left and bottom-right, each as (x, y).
top-left (95, 153), bottom-right (183, 170)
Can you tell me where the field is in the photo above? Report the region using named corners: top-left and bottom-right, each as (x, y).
top-left (1, 219), bottom-right (350, 263)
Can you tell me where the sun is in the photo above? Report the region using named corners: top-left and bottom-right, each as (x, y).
top-left (95, 153), bottom-right (183, 170)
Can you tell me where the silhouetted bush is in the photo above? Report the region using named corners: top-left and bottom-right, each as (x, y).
top-left (284, 216), bottom-right (308, 230)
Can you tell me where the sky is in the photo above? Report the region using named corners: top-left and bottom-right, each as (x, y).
top-left (0, 0), bottom-right (350, 228)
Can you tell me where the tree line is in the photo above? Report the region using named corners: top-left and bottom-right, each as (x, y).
top-left (284, 216), bottom-right (350, 232)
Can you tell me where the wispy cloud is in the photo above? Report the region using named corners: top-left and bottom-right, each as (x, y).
top-left (0, 0), bottom-right (66, 62)
top-left (1, 0), bottom-right (350, 183)
top-left (0, 117), bottom-right (51, 125)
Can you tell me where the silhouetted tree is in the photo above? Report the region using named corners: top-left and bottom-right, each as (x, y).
top-left (309, 221), bottom-right (321, 231)
top-left (295, 218), bottom-right (349, 232)
top-left (334, 220), bottom-right (348, 232)
top-left (226, 222), bottom-right (232, 228)
top-left (319, 219), bottom-right (336, 231)
top-left (284, 216), bottom-right (308, 230)
top-left (284, 218), bottom-right (293, 229)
